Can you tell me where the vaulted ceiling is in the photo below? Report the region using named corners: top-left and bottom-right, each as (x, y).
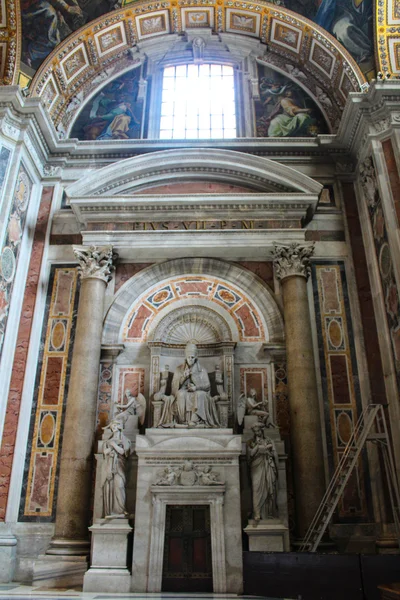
top-left (0, 0), bottom-right (396, 105)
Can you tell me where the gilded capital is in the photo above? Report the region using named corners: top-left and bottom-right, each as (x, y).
top-left (73, 245), bottom-right (115, 283)
top-left (272, 243), bottom-right (314, 281)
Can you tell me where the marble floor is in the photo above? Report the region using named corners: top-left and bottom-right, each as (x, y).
top-left (0, 586), bottom-right (295, 600)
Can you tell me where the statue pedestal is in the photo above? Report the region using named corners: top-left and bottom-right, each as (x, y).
top-left (132, 428), bottom-right (243, 594)
top-left (244, 519), bottom-right (290, 552)
top-left (83, 518), bottom-right (132, 592)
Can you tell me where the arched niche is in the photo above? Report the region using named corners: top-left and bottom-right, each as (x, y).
top-left (104, 258), bottom-right (284, 421)
top-left (103, 258), bottom-right (284, 344)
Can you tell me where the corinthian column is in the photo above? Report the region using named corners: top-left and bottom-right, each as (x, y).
top-left (48, 246), bottom-right (115, 556)
top-left (272, 243), bottom-right (325, 539)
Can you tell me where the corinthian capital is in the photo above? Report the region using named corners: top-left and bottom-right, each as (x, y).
top-left (272, 243), bottom-right (314, 281)
top-left (73, 245), bottom-right (115, 283)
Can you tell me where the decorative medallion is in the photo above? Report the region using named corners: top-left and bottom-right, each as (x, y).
top-left (1, 247), bottom-right (15, 282)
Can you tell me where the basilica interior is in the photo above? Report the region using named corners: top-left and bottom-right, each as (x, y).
top-left (0, 0), bottom-right (400, 598)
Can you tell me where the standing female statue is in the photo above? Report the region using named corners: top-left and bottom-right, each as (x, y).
top-left (247, 423), bottom-right (278, 520)
top-left (102, 419), bottom-right (131, 518)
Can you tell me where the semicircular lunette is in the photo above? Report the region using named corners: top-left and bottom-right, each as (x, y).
top-left (29, 1), bottom-right (365, 137)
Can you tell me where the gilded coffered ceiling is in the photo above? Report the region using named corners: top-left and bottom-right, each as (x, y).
top-left (0, 0), bottom-right (19, 85)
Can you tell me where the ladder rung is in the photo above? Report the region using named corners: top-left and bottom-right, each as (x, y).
top-left (367, 433), bottom-right (387, 440)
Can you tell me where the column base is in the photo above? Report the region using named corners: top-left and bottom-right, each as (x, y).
top-left (84, 568), bottom-right (131, 593)
top-left (32, 554), bottom-right (88, 588)
top-left (0, 535), bottom-right (17, 583)
top-left (376, 536), bottom-right (400, 554)
top-left (83, 518), bottom-right (132, 592)
top-left (46, 537), bottom-right (90, 556)
top-left (244, 519), bottom-right (290, 552)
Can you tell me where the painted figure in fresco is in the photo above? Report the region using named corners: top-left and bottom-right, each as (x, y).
top-left (102, 419), bottom-right (131, 518)
top-left (74, 75), bottom-right (141, 141)
top-left (21, 0), bottom-right (119, 68)
top-left (256, 73), bottom-right (322, 138)
top-left (21, 0), bottom-right (84, 68)
top-left (265, 89), bottom-right (315, 137)
top-left (247, 423), bottom-right (279, 520)
top-left (315, 0), bottom-right (373, 63)
top-left (171, 341), bottom-right (221, 428)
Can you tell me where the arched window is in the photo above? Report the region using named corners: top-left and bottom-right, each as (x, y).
top-left (159, 64), bottom-right (237, 140)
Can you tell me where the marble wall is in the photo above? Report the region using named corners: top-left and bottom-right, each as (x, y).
top-left (0, 166), bottom-right (33, 361)
top-left (0, 187), bottom-right (54, 521)
top-left (365, 157), bottom-right (400, 393)
top-left (19, 266), bottom-right (80, 521)
top-left (312, 261), bottom-right (371, 521)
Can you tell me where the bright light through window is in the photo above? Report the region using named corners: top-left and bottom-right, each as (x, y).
top-left (159, 64), bottom-right (237, 140)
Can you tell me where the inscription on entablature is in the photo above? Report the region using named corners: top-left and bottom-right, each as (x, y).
top-left (143, 457), bottom-right (236, 466)
top-left (87, 219), bottom-right (301, 231)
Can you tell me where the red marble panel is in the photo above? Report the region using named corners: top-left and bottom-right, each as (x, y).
top-left (329, 354), bottom-right (351, 404)
top-left (236, 261), bottom-right (274, 289)
top-left (244, 372), bottom-right (263, 400)
top-left (53, 270), bottom-right (74, 316)
top-left (133, 182), bottom-right (255, 194)
top-left (0, 187), bottom-right (53, 521)
top-left (42, 357), bottom-right (63, 405)
top-left (320, 269), bottom-right (340, 313)
top-left (115, 263), bottom-right (153, 293)
top-left (342, 182), bottom-right (387, 405)
top-left (127, 304), bottom-right (152, 339)
top-left (175, 281), bottom-right (212, 296)
top-left (28, 453), bottom-right (53, 513)
top-left (235, 304), bottom-right (260, 337)
top-left (382, 139), bottom-right (400, 226)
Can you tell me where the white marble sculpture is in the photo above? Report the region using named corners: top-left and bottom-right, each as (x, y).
top-left (102, 419), bottom-right (131, 518)
top-left (154, 460), bottom-right (222, 486)
top-left (155, 341), bottom-right (221, 428)
top-left (237, 388), bottom-right (278, 428)
top-left (115, 390), bottom-right (147, 427)
top-left (247, 423), bottom-right (278, 520)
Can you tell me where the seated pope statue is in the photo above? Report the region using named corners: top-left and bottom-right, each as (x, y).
top-left (156, 341), bottom-right (221, 428)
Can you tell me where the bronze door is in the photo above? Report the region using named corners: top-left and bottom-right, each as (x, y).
top-left (162, 504), bottom-right (213, 592)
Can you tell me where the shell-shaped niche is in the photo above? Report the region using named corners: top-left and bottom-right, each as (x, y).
top-left (151, 306), bottom-right (232, 345)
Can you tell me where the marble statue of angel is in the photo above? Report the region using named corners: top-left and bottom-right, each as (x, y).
top-left (196, 465), bottom-right (221, 486)
top-left (115, 390), bottom-right (147, 427)
top-left (155, 465), bottom-right (182, 486)
top-left (237, 388), bottom-right (278, 428)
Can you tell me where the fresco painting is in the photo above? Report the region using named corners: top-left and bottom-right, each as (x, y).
top-left (21, 0), bottom-right (120, 70)
top-left (69, 69), bottom-right (144, 141)
top-left (282, 0), bottom-right (374, 73)
top-left (255, 64), bottom-right (329, 138)
top-left (21, 0), bottom-right (374, 76)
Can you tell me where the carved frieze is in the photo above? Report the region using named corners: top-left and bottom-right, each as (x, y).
top-left (154, 460), bottom-right (223, 486)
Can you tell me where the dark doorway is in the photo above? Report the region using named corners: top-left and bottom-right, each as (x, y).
top-left (162, 504), bottom-right (213, 592)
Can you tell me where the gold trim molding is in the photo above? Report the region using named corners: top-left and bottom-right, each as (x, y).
top-left (376, 0), bottom-right (400, 76)
top-left (28, 1), bottom-right (366, 131)
top-left (0, 0), bottom-right (20, 85)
